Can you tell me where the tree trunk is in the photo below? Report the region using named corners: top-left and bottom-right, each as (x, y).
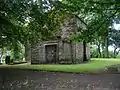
top-left (113, 48), bottom-right (120, 58)
top-left (101, 44), bottom-right (105, 58)
top-left (70, 41), bottom-right (74, 64)
top-left (115, 50), bottom-right (120, 58)
top-left (0, 52), bottom-right (3, 63)
top-left (83, 40), bottom-right (87, 62)
top-left (105, 36), bottom-right (109, 58)
top-left (0, 48), bottom-right (4, 63)
top-left (24, 41), bottom-right (31, 62)
top-left (113, 47), bottom-right (117, 58)
top-left (97, 43), bottom-right (101, 58)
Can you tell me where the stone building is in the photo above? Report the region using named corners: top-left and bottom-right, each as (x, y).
top-left (31, 16), bottom-right (90, 64)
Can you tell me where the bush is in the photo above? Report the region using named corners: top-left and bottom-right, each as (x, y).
top-left (11, 52), bottom-right (24, 61)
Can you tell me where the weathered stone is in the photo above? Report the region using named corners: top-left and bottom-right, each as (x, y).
top-left (31, 16), bottom-right (91, 64)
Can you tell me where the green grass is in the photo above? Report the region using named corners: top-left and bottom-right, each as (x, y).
top-left (0, 58), bottom-right (120, 73)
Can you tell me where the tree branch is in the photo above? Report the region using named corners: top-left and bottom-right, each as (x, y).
top-left (94, 10), bottom-right (118, 32)
top-left (89, 1), bottom-right (119, 5)
top-left (74, 14), bottom-right (88, 29)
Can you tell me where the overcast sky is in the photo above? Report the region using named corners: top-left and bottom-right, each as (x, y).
top-left (114, 23), bottom-right (120, 30)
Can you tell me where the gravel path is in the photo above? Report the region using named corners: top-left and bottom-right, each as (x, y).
top-left (0, 68), bottom-right (120, 90)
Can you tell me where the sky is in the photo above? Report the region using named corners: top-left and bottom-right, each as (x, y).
top-left (114, 23), bottom-right (120, 30)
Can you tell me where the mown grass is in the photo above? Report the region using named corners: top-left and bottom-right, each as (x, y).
top-left (0, 58), bottom-right (120, 73)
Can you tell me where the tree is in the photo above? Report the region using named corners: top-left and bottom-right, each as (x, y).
top-left (109, 28), bottom-right (120, 58)
top-left (0, 0), bottom-right (64, 62)
top-left (57, 0), bottom-right (119, 61)
top-left (1, 0), bottom-right (120, 62)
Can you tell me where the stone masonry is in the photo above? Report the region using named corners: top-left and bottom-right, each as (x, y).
top-left (31, 16), bottom-right (90, 64)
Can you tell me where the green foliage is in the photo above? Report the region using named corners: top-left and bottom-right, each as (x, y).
top-left (108, 27), bottom-right (120, 58)
top-left (0, 0), bottom-right (119, 44)
top-left (90, 45), bottom-right (99, 58)
top-left (109, 28), bottom-right (120, 48)
top-left (1, 0), bottom-right (120, 62)
top-left (0, 0), bottom-right (65, 47)
top-left (116, 53), bottom-right (120, 58)
top-left (5, 56), bottom-right (11, 64)
top-left (109, 51), bottom-right (115, 58)
top-left (10, 42), bottom-right (24, 61)
top-left (59, 0), bottom-right (119, 43)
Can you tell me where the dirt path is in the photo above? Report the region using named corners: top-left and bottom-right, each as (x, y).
top-left (0, 68), bottom-right (120, 90)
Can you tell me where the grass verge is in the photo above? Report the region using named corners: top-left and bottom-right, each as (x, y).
top-left (0, 58), bottom-right (120, 73)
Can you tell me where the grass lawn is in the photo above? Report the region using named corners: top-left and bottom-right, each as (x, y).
top-left (0, 58), bottom-right (120, 73)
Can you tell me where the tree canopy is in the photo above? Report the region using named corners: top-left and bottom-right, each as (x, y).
top-left (1, 0), bottom-right (120, 61)
top-left (55, 0), bottom-right (120, 42)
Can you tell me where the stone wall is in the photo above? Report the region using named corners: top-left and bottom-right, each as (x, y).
top-left (31, 41), bottom-right (59, 64)
top-left (71, 43), bottom-right (76, 63)
top-left (86, 43), bottom-right (91, 60)
top-left (75, 43), bottom-right (91, 62)
top-left (31, 43), bottom-right (45, 64)
top-left (31, 41), bottom-right (90, 64)
top-left (75, 42), bottom-right (84, 63)
top-left (58, 41), bottom-right (73, 63)
top-left (31, 16), bottom-right (91, 64)
top-left (60, 17), bottom-right (77, 39)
